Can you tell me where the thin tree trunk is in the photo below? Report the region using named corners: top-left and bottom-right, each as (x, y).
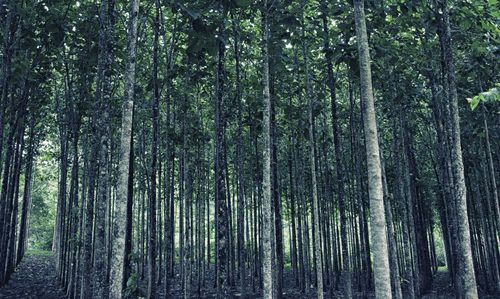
top-left (321, 4), bottom-right (352, 295)
top-left (215, 8), bottom-right (228, 297)
top-left (481, 105), bottom-right (499, 235)
top-left (262, 1), bottom-right (274, 297)
top-left (184, 157), bottom-right (192, 299)
top-left (300, 1), bottom-right (323, 297)
top-left (381, 157), bottom-right (403, 299)
top-left (16, 118), bottom-right (35, 264)
top-left (233, 14), bottom-right (247, 295)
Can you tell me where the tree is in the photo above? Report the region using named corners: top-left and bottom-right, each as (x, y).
top-left (438, 0), bottom-right (478, 297)
top-left (215, 2), bottom-right (229, 297)
top-left (321, 1), bottom-right (351, 296)
top-left (353, 0), bottom-right (392, 297)
top-left (109, 0), bottom-right (139, 297)
top-left (261, 0), bottom-right (274, 298)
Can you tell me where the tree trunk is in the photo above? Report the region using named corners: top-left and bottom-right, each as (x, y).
top-left (215, 9), bottom-right (228, 298)
top-left (93, 0), bottom-right (115, 297)
top-left (353, 0), bottom-right (392, 298)
top-left (233, 14), bottom-right (247, 295)
top-left (481, 106), bottom-right (499, 236)
top-left (147, 0), bottom-right (160, 297)
top-left (16, 118), bottom-right (36, 264)
top-left (439, 1), bottom-right (478, 298)
top-left (262, 1), bottom-right (274, 297)
top-left (321, 4), bottom-right (352, 295)
top-left (381, 157), bottom-right (403, 299)
top-left (300, 2), bottom-right (323, 296)
top-left (109, 0), bottom-right (138, 296)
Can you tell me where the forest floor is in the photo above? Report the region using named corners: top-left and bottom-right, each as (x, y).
top-left (0, 251), bottom-right (65, 299)
top-left (0, 253), bottom-right (497, 298)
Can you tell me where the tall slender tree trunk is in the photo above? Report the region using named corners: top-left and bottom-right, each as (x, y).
top-left (66, 102), bottom-right (81, 298)
top-left (481, 106), bottom-right (499, 235)
top-left (0, 8), bottom-right (14, 187)
top-left (147, 0), bottom-right (160, 297)
top-left (93, 0), bottom-right (115, 297)
top-left (300, 1), bottom-right (323, 297)
top-left (123, 126), bottom-right (135, 290)
top-left (271, 82), bottom-right (283, 299)
top-left (321, 4), bottom-right (352, 296)
top-left (55, 101), bottom-right (69, 277)
top-left (16, 118), bottom-right (35, 264)
top-left (215, 7), bottom-right (228, 297)
top-left (5, 124), bottom-right (25, 280)
top-left (439, 1), bottom-right (478, 297)
top-left (109, 0), bottom-right (139, 296)
top-left (261, 1), bottom-right (274, 297)
top-left (381, 157), bottom-right (402, 299)
top-left (184, 156), bottom-right (192, 299)
top-left (393, 121), bottom-right (415, 299)
top-left (233, 14), bottom-right (247, 295)
top-left (81, 120), bottom-right (98, 299)
top-left (353, 0), bottom-right (392, 298)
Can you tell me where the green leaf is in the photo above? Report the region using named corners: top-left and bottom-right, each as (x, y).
top-left (468, 95), bottom-right (481, 111)
top-left (468, 85), bottom-right (500, 111)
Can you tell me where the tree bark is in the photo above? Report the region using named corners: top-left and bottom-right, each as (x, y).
top-left (16, 118), bottom-right (36, 264)
top-left (439, 1), bottom-right (478, 297)
top-left (233, 14), bottom-right (247, 295)
top-left (93, 0), bottom-right (115, 297)
top-left (300, 2), bottom-right (323, 296)
top-left (262, 1), bottom-right (274, 297)
top-left (321, 4), bottom-right (352, 295)
top-left (108, 0), bottom-right (138, 296)
top-left (147, 0), bottom-right (160, 297)
top-left (353, 0), bottom-right (392, 297)
top-left (215, 8), bottom-right (228, 298)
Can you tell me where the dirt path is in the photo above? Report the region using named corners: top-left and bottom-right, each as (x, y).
top-left (0, 252), bottom-right (65, 299)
